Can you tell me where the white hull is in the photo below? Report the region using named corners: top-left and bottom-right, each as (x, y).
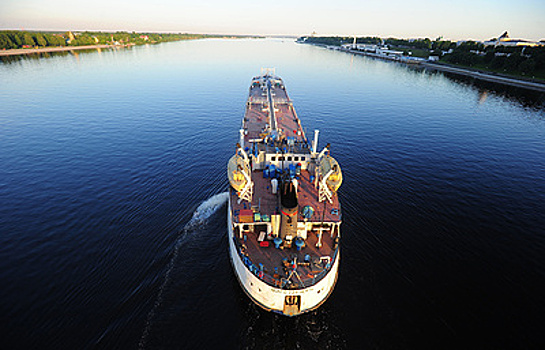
top-left (228, 198), bottom-right (339, 316)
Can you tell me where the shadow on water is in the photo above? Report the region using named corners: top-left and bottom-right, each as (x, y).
top-left (237, 302), bottom-right (347, 350)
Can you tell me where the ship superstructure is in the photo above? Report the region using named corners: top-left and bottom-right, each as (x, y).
top-left (228, 70), bottom-right (342, 316)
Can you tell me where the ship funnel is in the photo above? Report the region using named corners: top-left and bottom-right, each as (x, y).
top-left (280, 180), bottom-right (298, 239)
top-left (280, 180), bottom-right (298, 209)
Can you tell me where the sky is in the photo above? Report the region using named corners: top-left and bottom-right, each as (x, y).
top-left (1, 0), bottom-right (544, 41)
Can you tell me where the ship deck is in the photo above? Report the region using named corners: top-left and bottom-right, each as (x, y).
top-left (244, 79), bottom-right (307, 143)
top-left (229, 74), bottom-right (341, 289)
top-left (230, 215), bottom-right (338, 288)
top-left (230, 169), bottom-right (341, 224)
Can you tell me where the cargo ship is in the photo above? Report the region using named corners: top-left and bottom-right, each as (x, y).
top-left (227, 70), bottom-right (342, 316)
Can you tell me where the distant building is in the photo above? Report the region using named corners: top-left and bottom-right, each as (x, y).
top-left (341, 43), bottom-right (387, 53)
top-left (378, 48), bottom-right (404, 57)
top-left (483, 31), bottom-right (542, 47)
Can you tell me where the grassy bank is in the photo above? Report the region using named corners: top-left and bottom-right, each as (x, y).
top-left (438, 59), bottom-right (545, 82)
top-left (0, 30), bottom-right (218, 51)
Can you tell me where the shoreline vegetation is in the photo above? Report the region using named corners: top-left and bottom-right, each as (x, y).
top-left (0, 30), bottom-right (253, 57)
top-left (298, 35), bottom-right (545, 92)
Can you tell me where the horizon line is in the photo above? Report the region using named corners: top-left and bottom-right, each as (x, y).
top-left (1, 27), bottom-right (543, 42)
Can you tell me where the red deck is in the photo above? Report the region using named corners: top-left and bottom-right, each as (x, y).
top-left (230, 169), bottom-right (341, 224)
top-left (229, 75), bottom-right (341, 289)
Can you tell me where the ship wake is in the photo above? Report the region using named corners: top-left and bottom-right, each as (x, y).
top-left (139, 192), bottom-right (229, 349)
top-left (185, 192), bottom-right (229, 230)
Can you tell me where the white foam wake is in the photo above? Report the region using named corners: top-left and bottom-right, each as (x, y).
top-left (139, 191), bottom-right (229, 349)
top-left (187, 192), bottom-right (229, 227)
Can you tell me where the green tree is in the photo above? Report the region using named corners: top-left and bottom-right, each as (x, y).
top-left (445, 51), bottom-right (478, 66)
top-left (0, 32), bottom-right (16, 49)
top-left (44, 34), bottom-right (65, 46)
top-left (518, 59), bottom-right (536, 74)
top-left (22, 32), bottom-right (35, 46)
top-left (34, 33), bottom-right (47, 47)
top-left (457, 41), bottom-right (484, 52)
top-left (483, 51), bottom-right (495, 64)
top-left (528, 47), bottom-right (545, 70)
top-left (10, 32), bottom-right (23, 47)
top-left (504, 54), bottom-right (523, 71)
top-left (490, 56), bottom-right (506, 69)
top-left (436, 40), bottom-right (455, 51)
top-left (70, 34), bottom-right (95, 46)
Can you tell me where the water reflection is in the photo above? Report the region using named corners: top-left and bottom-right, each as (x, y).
top-left (478, 90), bottom-right (489, 104)
top-left (435, 70), bottom-right (545, 110)
top-left (0, 47), bottom-right (122, 65)
top-left (348, 55), bottom-right (545, 110)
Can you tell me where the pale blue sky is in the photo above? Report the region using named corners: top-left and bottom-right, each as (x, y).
top-left (1, 0), bottom-right (543, 41)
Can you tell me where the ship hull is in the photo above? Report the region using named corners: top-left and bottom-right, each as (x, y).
top-left (228, 197), bottom-right (339, 316)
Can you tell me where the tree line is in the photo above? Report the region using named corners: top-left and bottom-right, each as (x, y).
top-left (298, 36), bottom-right (435, 50)
top-left (440, 41), bottom-right (545, 77)
top-left (0, 30), bottom-right (212, 50)
top-left (299, 35), bottom-right (545, 78)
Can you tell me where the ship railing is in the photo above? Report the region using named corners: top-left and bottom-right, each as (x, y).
top-left (238, 170), bottom-right (253, 203)
top-left (236, 147), bottom-right (253, 203)
top-left (318, 169), bottom-right (334, 203)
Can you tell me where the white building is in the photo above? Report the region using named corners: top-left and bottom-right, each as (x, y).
top-left (483, 32), bottom-right (542, 47)
top-left (341, 43), bottom-right (389, 53)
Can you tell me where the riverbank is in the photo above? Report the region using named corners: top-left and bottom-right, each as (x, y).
top-left (308, 43), bottom-right (545, 93)
top-left (0, 44), bottom-right (132, 57)
top-left (421, 61), bottom-right (545, 92)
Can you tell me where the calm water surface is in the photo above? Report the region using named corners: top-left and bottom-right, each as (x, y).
top-left (1, 39), bottom-right (545, 349)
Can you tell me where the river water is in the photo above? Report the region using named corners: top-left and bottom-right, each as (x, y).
top-left (1, 39), bottom-right (544, 349)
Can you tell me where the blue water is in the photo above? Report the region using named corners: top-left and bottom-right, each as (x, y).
top-left (1, 39), bottom-right (544, 349)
